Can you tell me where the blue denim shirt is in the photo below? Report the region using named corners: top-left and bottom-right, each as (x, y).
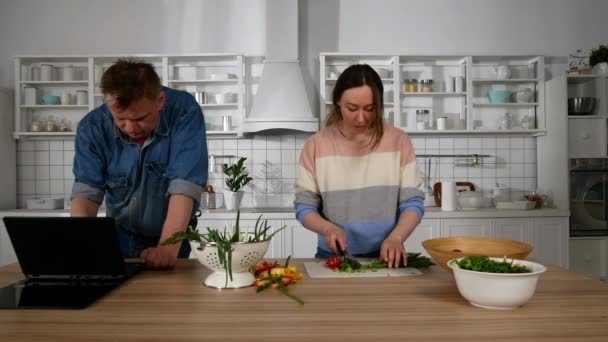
top-left (71, 87), bottom-right (208, 237)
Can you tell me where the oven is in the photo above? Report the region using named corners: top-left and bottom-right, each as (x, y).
top-left (570, 169), bottom-right (608, 236)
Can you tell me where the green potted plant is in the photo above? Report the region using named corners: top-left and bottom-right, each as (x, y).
top-left (590, 44), bottom-right (608, 75)
top-left (222, 157), bottom-right (253, 210)
top-left (162, 210), bottom-right (285, 288)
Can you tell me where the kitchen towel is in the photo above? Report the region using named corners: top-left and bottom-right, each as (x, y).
top-left (441, 181), bottom-right (457, 211)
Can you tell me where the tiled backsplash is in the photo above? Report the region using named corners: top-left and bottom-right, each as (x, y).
top-left (16, 134), bottom-right (537, 209)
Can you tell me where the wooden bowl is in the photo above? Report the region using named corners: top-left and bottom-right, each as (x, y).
top-left (422, 237), bottom-right (533, 273)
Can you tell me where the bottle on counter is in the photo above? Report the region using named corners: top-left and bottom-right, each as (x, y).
top-left (202, 185), bottom-right (216, 209)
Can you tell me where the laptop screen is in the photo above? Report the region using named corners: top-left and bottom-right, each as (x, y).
top-left (3, 217), bottom-right (129, 279)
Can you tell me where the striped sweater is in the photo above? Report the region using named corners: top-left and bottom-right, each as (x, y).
top-left (294, 124), bottom-right (425, 255)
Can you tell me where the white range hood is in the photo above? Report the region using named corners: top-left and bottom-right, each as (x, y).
top-left (242, 59), bottom-right (318, 133)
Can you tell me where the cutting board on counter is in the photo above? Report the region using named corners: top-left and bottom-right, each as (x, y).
top-left (304, 262), bottom-right (423, 278)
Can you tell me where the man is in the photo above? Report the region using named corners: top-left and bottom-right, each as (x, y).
top-left (70, 58), bottom-right (207, 269)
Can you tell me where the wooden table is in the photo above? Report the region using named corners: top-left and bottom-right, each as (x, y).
top-left (0, 259), bottom-right (607, 341)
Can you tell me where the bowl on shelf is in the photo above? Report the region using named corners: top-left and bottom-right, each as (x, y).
top-left (448, 257), bottom-right (546, 309)
top-left (42, 95), bottom-right (61, 105)
top-left (421, 236), bottom-right (533, 273)
top-left (568, 97), bottom-right (596, 115)
top-left (488, 90), bottom-right (513, 104)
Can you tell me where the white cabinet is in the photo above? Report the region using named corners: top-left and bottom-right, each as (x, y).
top-left (14, 56), bottom-right (91, 138)
top-left (567, 75), bottom-right (608, 158)
top-left (469, 56), bottom-right (544, 132)
top-left (166, 54), bottom-right (244, 135)
top-left (283, 219), bottom-right (317, 258)
top-left (403, 218), bottom-right (440, 257)
top-left (569, 236), bottom-right (608, 280)
top-left (0, 222), bottom-right (17, 267)
top-left (493, 218), bottom-right (533, 244)
top-left (440, 218), bottom-right (493, 237)
top-left (530, 217), bottom-right (569, 268)
top-left (319, 53), bottom-right (545, 136)
top-left (14, 54), bottom-right (245, 139)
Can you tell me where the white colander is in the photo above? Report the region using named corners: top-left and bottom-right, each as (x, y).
top-left (190, 239), bottom-right (270, 288)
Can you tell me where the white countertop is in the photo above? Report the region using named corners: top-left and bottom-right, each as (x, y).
top-left (0, 207), bottom-right (570, 220)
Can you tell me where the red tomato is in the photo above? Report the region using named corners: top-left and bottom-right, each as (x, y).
top-left (326, 256), bottom-right (342, 269)
top-left (452, 249), bottom-right (463, 253)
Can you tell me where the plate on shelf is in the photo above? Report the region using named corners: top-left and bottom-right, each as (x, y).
top-left (495, 201), bottom-right (535, 210)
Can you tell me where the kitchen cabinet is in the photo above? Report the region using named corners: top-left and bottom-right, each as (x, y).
top-left (403, 218), bottom-right (441, 257)
top-left (283, 219), bottom-right (318, 258)
top-left (14, 54), bottom-right (245, 140)
top-left (566, 75), bottom-right (608, 158)
top-left (530, 217), bottom-right (569, 268)
top-left (493, 217), bottom-right (533, 244)
top-left (319, 53), bottom-right (545, 136)
top-left (440, 218), bottom-right (493, 237)
top-left (569, 236), bottom-right (608, 280)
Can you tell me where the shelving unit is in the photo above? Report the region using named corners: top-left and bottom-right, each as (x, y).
top-left (566, 74), bottom-right (607, 158)
top-left (14, 54), bottom-right (245, 139)
top-left (319, 53), bottom-right (546, 135)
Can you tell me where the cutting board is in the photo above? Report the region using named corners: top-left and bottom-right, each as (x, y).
top-left (304, 261), bottom-right (423, 278)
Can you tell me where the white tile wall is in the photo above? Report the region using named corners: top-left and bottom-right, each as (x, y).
top-left (16, 134), bottom-right (537, 209)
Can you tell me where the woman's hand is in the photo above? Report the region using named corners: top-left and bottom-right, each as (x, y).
top-left (380, 237), bottom-right (407, 268)
top-left (323, 223), bottom-right (347, 255)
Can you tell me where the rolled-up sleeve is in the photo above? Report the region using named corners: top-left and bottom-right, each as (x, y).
top-left (71, 124), bottom-right (106, 204)
top-left (166, 105), bottom-right (207, 203)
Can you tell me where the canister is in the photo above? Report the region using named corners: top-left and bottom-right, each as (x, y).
top-left (416, 109), bottom-right (429, 130)
top-left (422, 79), bottom-right (434, 92)
top-left (222, 115), bottom-right (232, 131)
top-left (40, 64), bottom-right (54, 81)
top-left (404, 79), bottom-right (418, 93)
top-left (76, 90), bottom-right (88, 105)
top-left (24, 87), bottom-right (37, 105)
top-left (437, 116), bottom-right (447, 130)
top-left (454, 76), bottom-right (464, 92)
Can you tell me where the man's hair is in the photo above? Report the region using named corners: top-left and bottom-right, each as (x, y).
top-left (100, 58), bottom-right (161, 109)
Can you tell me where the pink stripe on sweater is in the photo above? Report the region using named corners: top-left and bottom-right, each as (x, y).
top-left (298, 125), bottom-right (417, 174)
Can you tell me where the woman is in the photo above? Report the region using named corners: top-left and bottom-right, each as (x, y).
top-left (294, 64), bottom-right (424, 268)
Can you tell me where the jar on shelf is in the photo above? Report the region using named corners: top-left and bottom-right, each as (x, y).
top-left (29, 116), bottom-right (42, 132)
top-left (403, 79), bottom-right (418, 93)
top-left (46, 115), bottom-right (57, 132)
top-left (416, 109), bottom-right (430, 130)
top-left (421, 79), bottom-right (434, 92)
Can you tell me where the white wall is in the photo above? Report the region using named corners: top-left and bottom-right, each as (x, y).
top-left (0, 0), bottom-right (266, 88)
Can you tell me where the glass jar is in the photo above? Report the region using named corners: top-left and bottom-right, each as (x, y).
top-left (404, 79), bottom-right (418, 93)
top-left (422, 79), bottom-right (434, 92)
top-left (416, 109), bottom-right (430, 130)
top-left (46, 115), bottom-right (57, 132)
top-left (30, 116), bottom-right (42, 132)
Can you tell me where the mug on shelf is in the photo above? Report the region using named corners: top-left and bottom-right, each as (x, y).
top-left (76, 90), bottom-right (88, 105)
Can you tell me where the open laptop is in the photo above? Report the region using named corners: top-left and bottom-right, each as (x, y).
top-left (0, 216), bottom-right (144, 309)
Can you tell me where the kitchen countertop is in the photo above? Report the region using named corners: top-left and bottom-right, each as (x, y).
top-left (0, 207), bottom-right (569, 219)
top-left (0, 259), bottom-right (605, 341)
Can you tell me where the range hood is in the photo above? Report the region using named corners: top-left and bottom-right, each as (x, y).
top-left (242, 59), bottom-right (319, 133)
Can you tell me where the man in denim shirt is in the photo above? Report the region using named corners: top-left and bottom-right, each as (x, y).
top-left (71, 59), bottom-right (207, 269)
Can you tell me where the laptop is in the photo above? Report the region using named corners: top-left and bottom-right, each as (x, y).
top-left (0, 216), bottom-right (144, 309)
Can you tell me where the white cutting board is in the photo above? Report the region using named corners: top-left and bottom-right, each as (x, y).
top-left (304, 262), bottom-right (423, 278)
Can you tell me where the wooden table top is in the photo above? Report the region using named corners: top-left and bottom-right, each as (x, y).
top-left (0, 259), bottom-right (607, 341)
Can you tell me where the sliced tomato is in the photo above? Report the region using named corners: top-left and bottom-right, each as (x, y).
top-left (452, 249), bottom-right (463, 253)
top-left (326, 256), bottom-right (342, 269)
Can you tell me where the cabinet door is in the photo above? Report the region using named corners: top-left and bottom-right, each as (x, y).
top-left (0, 222), bottom-right (17, 267)
top-left (531, 217), bottom-right (569, 268)
top-left (440, 218), bottom-right (493, 237)
top-left (569, 237), bottom-right (608, 280)
top-left (493, 218), bottom-right (533, 244)
top-left (283, 219), bottom-right (317, 258)
top-left (568, 118), bottom-right (607, 157)
top-left (403, 219), bottom-right (441, 257)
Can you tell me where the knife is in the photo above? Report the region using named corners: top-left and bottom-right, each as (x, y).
top-left (336, 243), bottom-right (362, 269)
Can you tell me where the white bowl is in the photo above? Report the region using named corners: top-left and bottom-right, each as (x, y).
top-left (190, 239), bottom-right (270, 288)
top-left (448, 257), bottom-right (546, 309)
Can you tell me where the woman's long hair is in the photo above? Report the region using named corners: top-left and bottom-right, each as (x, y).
top-left (325, 64), bottom-right (384, 149)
